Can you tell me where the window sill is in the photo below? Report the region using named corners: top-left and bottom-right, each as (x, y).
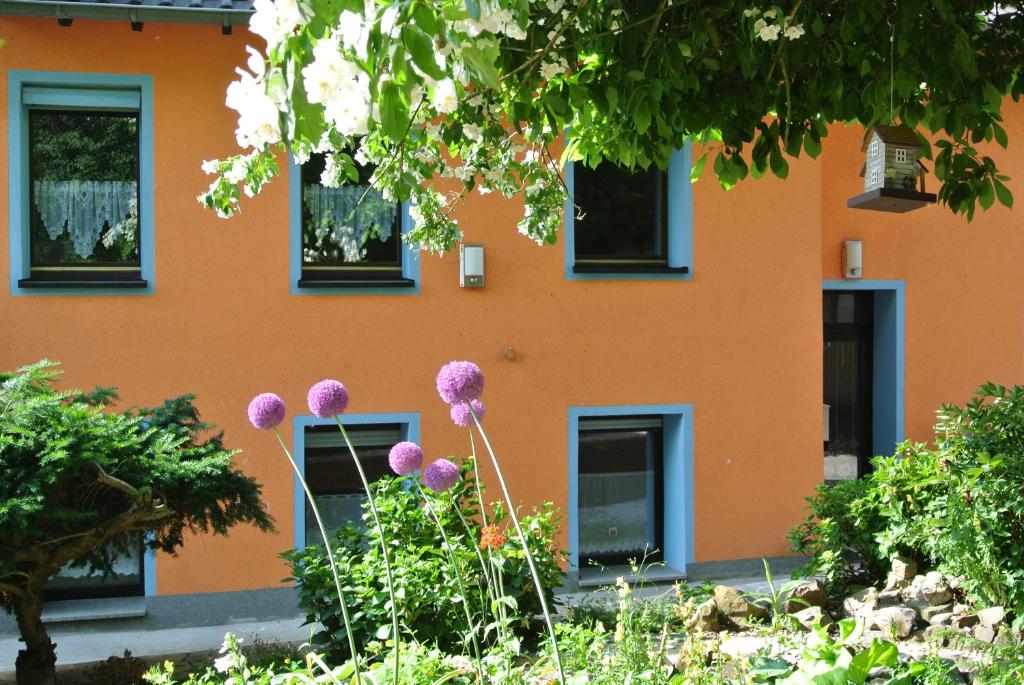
top-left (40, 596), bottom-right (147, 624)
top-left (572, 264), bottom-right (689, 275)
top-left (576, 563), bottom-right (686, 589)
top-left (297, 278), bottom-right (416, 289)
top-left (18, 278), bottom-right (149, 289)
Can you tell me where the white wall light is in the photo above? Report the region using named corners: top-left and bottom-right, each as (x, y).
top-left (843, 240), bottom-right (863, 279)
top-left (460, 244), bottom-right (485, 288)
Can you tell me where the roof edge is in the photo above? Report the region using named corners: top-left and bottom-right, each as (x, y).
top-left (0, 0), bottom-right (253, 25)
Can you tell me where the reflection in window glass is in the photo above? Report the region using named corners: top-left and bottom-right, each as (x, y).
top-left (303, 424), bottom-right (402, 547)
top-left (301, 153), bottom-right (401, 270)
top-left (29, 110), bottom-right (140, 272)
top-left (45, 540), bottom-right (143, 600)
top-left (573, 162), bottom-right (667, 263)
top-left (578, 417), bottom-right (663, 566)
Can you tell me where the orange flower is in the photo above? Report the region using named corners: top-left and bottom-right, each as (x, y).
top-left (479, 524), bottom-right (507, 550)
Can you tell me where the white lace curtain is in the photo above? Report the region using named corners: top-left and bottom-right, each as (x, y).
top-left (303, 184), bottom-right (397, 262)
top-left (34, 180), bottom-right (138, 258)
top-left (579, 471), bottom-right (655, 556)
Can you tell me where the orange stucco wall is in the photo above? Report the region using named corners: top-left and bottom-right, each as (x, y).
top-left (0, 17), bottom-right (1017, 597)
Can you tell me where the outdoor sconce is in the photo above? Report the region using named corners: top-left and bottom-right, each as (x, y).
top-left (460, 244), bottom-right (485, 288)
top-left (843, 240), bottom-right (862, 280)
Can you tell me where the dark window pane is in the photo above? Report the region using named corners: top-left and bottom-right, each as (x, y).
top-left (573, 162), bottom-right (667, 262)
top-left (301, 153), bottom-right (401, 268)
top-left (578, 419), bottom-right (663, 565)
top-left (28, 110), bottom-right (140, 268)
top-left (303, 424), bottom-right (401, 546)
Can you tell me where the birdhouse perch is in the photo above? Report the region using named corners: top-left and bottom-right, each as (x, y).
top-left (847, 124), bottom-right (937, 213)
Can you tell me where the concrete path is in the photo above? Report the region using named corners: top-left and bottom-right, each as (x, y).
top-left (0, 574), bottom-right (784, 681)
top-left (0, 617), bottom-right (311, 683)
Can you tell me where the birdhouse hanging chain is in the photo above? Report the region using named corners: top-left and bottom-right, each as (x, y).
top-left (887, 6), bottom-right (896, 125)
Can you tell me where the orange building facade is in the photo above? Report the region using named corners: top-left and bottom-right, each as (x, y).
top-left (1, 11), bottom-right (1022, 626)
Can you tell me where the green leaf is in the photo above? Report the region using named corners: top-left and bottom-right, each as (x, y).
top-left (461, 45), bottom-right (500, 90)
top-left (634, 100), bottom-right (651, 134)
top-left (379, 80), bottom-right (409, 141)
top-left (402, 26), bottom-right (445, 80)
top-left (994, 178), bottom-right (1013, 208)
top-left (412, 3), bottom-right (439, 35)
top-left (979, 177), bottom-right (995, 210)
top-left (463, 0), bottom-right (480, 21)
top-left (769, 144), bottom-right (789, 180)
top-left (804, 130), bottom-right (822, 158)
top-left (690, 152), bottom-right (708, 182)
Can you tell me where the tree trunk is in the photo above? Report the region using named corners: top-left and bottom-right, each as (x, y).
top-left (13, 593), bottom-right (57, 685)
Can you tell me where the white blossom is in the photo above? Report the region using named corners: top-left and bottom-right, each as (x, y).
top-left (432, 78), bottom-right (458, 114)
top-left (784, 24), bottom-right (805, 40)
top-left (337, 10), bottom-right (370, 59)
top-left (201, 159), bottom-right (220, 175)
top-left (463, 123), bottom-right (483, 141)
top-left (248, 0), bottom-right (304, 48)
top-left (757, 23), bottom-right (781, 41)
top-left (225, 68), bottom-right (281, 149)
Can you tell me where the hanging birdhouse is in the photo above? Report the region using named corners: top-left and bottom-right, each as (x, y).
top-left (847, 124), bottom-right (937, 213)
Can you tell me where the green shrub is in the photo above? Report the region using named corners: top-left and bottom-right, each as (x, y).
top-left (870, 382), bottom-right (1024, 626)
top-left (787, 478), bottom-right (889, 592)
top-left (285, 460), bottom-right (565, 658)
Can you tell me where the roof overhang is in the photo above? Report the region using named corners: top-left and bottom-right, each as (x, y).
top-left (0, 0), bottom-right (253, 26)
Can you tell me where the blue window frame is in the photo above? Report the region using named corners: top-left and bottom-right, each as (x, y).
top-left (564, 144), bottom-right (693, 281)
top-left (568, 404), bottom-right (694, 574)
top-left (8, 71), bottom-right (155, 296)
top-left (289, 157), bottom-right (420, 295)
top-left (291, 412), bottom-right (420, 549)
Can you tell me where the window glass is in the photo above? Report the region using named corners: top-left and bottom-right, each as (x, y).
top-left (578, 417), bottom-right (663, 566)
top-left (573, 162), bottom-right (667, 263)
top-left (45, 541), bottom-right (143, 600)
top-left (28, 110), bottom-right (140, 273)
top-left (823, 292), bottom-right (874, 481)
top-left (303, 424), bottom-right (402, 546)
top-left (301, 153), bottom-right (401, 272)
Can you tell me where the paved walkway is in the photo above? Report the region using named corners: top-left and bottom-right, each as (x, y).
top-left (0, 574), bottom-right (783, 681)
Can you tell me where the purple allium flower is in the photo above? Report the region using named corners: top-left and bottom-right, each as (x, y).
top-left (247, 393), bottom-right (286, 430)
top-left (307, 379), bottom-right (349, 418)
top-left (423, 458), bottom-right (460, 492)
top-left (450, 399), bottom-right (485, 428)
top-left (388, 441), bottom-right (424, 476)
top-left (436, 361), bottom-right (484, 405)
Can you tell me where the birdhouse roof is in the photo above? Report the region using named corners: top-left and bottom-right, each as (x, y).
top-left (861, 124), bottom-right (923, 150)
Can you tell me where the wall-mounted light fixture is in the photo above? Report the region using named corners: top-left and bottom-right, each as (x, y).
top-left (460, 244), bottom-right (484, 288)
top-left (843, 240), bottom-right (862, 279)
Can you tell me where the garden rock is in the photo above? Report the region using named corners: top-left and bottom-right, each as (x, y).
top-left (687, 598), bottom-right (720, 633)
top-left (784, 579), bottom-right (827, 612)
top-left (976, 606), bottom-right (1005, 628)
top-left (922, 603), bottom-right (954, 623)
top-left (973, 624), bottom-right (997, 644)
top-left (843, 587), bottom-right (880, 620)
top-left (919, 572), bottom-right (953, 606)
top-left (792, 606), bottom-right (834, 631)
top-left (927, 612), bottom-right (954, 626)
top-left (872, 606), bottom-right (918, 638)
top-left (878, 589), bottom-right (902, 608)
top-left (713, 585), bottom-right (767, 626)
top-left (953, 614), bottom-right (979, 629)
top-left (886, 556), bottom-right (917, 588)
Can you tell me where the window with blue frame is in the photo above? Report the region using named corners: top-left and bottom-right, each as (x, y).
top-left (577, 416), bottom-right (664, 567)
top-left (12, 79), bottom-right (150, 289)
top-left (566, 146), bottom-right (692, 279)
top-left (297, 152), bottom-right (411, 288)
top-left (301, 423), bottom-right (402, 546)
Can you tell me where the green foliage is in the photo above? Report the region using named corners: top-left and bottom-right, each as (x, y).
top-left (0, 359), bottom-right (273, 605)
top-left (788, 478), bottom-right (889, 592)
top-left (870, 382), bottom-right (1024, 627)
top-left (285, 461), bottom-right (565, 658)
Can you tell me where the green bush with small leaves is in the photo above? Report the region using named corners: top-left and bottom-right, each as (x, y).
top-left (285, 461), bottom-right (565, 658)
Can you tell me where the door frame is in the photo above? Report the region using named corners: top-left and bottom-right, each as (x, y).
top-left (823, 280), bottom-right (906, 458)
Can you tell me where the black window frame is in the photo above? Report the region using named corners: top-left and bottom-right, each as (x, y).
top-left (297, 153), bottom-right (412, 289)
top-left (571, 161), bottom-right (688, 276)
top-left (20, 107), bottom-right (146, 290)
top-left (576, 416), bottom-right (665, 568)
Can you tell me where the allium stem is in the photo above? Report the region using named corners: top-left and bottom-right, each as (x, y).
top-left (273, 430), bottom-right (362, 685)
top-left (468, 405), bottom-right (566, 685)
top-left (412, 481), bottom-right (485, 681)
top-left (334, 419), bottom-right (402, 685)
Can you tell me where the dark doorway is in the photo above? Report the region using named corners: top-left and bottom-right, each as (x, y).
top-left (824, 291), bottom-right (874, 480)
